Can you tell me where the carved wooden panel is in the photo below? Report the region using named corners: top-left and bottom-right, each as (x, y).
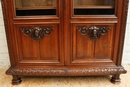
top-left (71, 24), bottom-right (115, 64)
top-left (14, 24), bottom-right (62, 65)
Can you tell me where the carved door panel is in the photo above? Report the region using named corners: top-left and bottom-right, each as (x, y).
top-left (14, 24), bottom-right (63, 66)
top-left (67, 24), bottom-right (116, 65)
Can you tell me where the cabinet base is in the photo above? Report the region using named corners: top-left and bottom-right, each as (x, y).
top-left (6, 66), bottom-right (127, 76)
top-left (6, 66), bottom-right (126, 85)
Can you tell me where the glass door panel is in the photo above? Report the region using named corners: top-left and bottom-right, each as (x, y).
top-left (74, 0), bottom-right (115, 15)
top-left (15, 0), bottom-right (57, 16)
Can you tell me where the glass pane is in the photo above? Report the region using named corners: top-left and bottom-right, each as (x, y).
top-left (15, 0), bottom-right (57, 16)
top-left (74, 0), bottom-right (115, 15)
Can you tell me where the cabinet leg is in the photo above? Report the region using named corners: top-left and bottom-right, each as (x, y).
top-left (12, 75), bottom-right (22, 85)
top-left (111, 75), bottom-right (121, 84)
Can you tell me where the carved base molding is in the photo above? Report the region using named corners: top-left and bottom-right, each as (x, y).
top-left (6, 66), bottom-right (127, 76)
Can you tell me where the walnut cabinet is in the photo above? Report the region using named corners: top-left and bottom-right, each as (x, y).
top-left (1, 0), bottom-right (128, 85)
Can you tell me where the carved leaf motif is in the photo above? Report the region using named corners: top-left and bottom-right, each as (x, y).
top-left (21, 27), bottom-right (53, 40)
top-left (77, 26), bottom-right (110, 40)
top-left (78, 27), bottom-right (89, 35)
top-left (6, 67), bottom-right (127, 76)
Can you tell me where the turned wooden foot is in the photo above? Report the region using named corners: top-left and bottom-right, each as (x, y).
top-left (12, 75), bottom-right (22, 85)
top-left (111, 75), bottom-right (121, 84)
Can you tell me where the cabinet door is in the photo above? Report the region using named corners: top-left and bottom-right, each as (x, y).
top-left (70, 24), bottom-right (115, 65)
top-left (6, 0), bottom-right (64, 66)
top-left (13, 24), bottom-right (64, 66)
top-left (64, 0), bottom-right (119, 66)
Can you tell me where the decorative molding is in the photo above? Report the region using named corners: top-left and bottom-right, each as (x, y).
top-left (6, 67), bottom-right (126, 76)
top-left (20, 27), bottom-right (53, 40)
top-left (77, 26), bottom-right (110, 40)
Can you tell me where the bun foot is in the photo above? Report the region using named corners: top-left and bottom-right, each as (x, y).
top-left (12, 76), bottom-right (22, 85)
top-left (111, 75), bottom-right (121, 84)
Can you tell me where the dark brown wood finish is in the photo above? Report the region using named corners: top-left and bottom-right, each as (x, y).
top-left (1, 0), bottom-right (128, 85)
top-left (14, 24), bottom-right (63, 66)
top-left (70, 24), bottom-right (115, 65)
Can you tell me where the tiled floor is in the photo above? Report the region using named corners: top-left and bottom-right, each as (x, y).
top-left (0, 65), bottom-right (130, 87)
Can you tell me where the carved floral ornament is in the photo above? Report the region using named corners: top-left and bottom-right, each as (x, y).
top-left (6, 67), bottom-right (126, 76)
top-left (77, 26), bottom-right (110, 40)
top-left (20, 27), bottom-right (53, 40)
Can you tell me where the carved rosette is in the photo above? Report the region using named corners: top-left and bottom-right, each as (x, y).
top-left (77, 26), bottom-right (110, 40)
top-left (6, 67), bottom-right (126, 76)
top-left (20, 27), bottom-right (53, 40)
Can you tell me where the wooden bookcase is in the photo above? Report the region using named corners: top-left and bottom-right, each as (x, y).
top-left (1, 0), bottom-right (128, 85)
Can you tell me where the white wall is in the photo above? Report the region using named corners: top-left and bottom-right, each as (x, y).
top-left (0, 1), bottom-right (10, 68)
top-left (0, 1), bottom-right (130, 68)
top-left (122, 3), bottom-right (130, 65)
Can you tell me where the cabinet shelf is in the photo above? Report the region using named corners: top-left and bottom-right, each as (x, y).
top-left (74, 5), bottom-right (114, 9)
top-left (16, 6), bottom-right (56, 10)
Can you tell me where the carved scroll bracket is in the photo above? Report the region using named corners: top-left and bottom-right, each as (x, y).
top-left (77, 26), bottom-right (110, 40)
top-left (21, 27), bottom-right (53, 40)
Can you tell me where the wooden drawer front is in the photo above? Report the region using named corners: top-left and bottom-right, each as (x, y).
top-left (14, 24), bottom-right (63, 66)
top-left (70, 24), bottom-right (115, 65)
